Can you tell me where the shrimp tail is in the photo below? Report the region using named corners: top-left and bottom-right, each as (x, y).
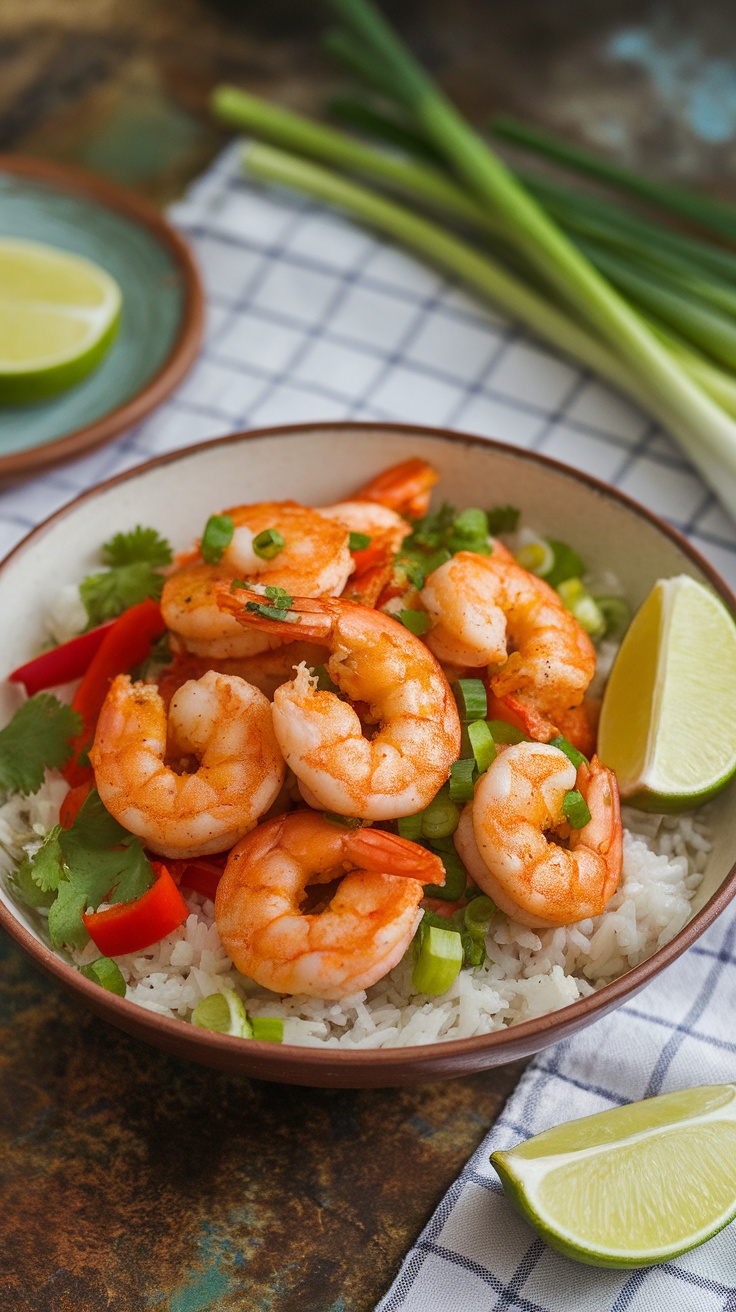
top-left (345, 827), bottom-right (445, 885)
top-left (352, 458), bottom-right (439, 520)
top-left (215, 584), bottom-right (337, 641)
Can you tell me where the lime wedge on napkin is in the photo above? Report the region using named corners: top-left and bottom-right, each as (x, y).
top-left (0, 238), bottom-right (122, 404)
top-left (597, 574), bottom-right (736, 810)
top-left (491, 1083), bottom-right (736, 1268)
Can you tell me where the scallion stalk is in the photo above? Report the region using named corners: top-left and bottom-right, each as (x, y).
top-left (448, 758), bottom-right (476, 802)
top-left (493, 114), bottom-right (736, 243)
top-left (412, 922), bottom-right (463, 994)
top-left (467, 719), bottom-right (496, 774)
top-left (562, 789), bottom-right (592, 830)
top-left (325, 0), bottom-right (736, 518)
top-left (464, 894), bottom-right (496, 940)
top-left (453, 678), bottom-right (488, 722)
top-left (397, 813), bottom-right (423, 842)
top-left (423, 847), bottom-right (468, 901)
top-left (486, 719), bottom-right (528, 745)
top-left (420, 792), bottom-right (460, 840)
top-left (549, 734), bottom-right (588, 769)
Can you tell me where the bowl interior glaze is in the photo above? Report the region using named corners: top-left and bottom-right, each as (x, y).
top-left (1, 422), bottom-right (735, 1087)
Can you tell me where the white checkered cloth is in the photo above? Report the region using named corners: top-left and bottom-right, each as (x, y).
top-left (4, 145), bottom-right (736, 1310)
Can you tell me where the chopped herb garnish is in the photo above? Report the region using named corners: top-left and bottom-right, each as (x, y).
top-left (80, 957), bottom-right (127, 997)
top-left (252, 528), bottom-right (285, 560)
top-left (397, 608), bottom-right (431, 635)
top-left (395, 501), bottom-right (494, 589)
top-left (323, 812), bottom-right (363, 828)
top-left (22, 788), bottom-right (155, 950)
top-left (201, 514), bottom-right (234, 565)
top-left (244, 585), bottom-right (298, 623)
top-left (311, 664), bottom-right (342, 694)
top-left (349, 531), bottom-right (372, 552)
top-left (79, 526), bottom-right (173, 628)
top-left (549, 734), bottom-right (588, 769)
top-left (562, 789), bottom-right (592, 829)
top-left (486, 504), bottom-right (520, 535)
top-left (0, 694), bottom-right (82, 796)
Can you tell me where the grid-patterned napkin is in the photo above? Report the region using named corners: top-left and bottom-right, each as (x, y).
top-left (3, 145), bottom-right (736, 1311)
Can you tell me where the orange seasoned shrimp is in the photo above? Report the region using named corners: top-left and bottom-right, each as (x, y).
top-left (215, 810), bottom-right (444, 997)
top-left (216, 587), bottom-right (461, 819)
top-left (90, 671), bottom-right (285, 859)
top-left (454, 742), bottom-right (622, 928)
top-left (351, 457), bottom-right (439, 520)
top-left (161, 502), bottom-right (353, 660)
top-left (317, 500), bottom-right (411, 606)
top-left (420, 550), bottom-right (596, 737)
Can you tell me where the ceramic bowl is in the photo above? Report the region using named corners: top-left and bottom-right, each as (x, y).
top-left (1, 422), bottom-right (735, 1087)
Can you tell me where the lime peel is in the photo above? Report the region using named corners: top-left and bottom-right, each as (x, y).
top-left (492, 1083), bottom-right (736, 1268)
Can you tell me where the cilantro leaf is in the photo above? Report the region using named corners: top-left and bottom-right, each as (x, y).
top-left (29, 826), bottom-right (65, 891)
top-left (102, 527), bottom-right (173, 569)
top-left (486, 504), bottom-right (520, 535)
top-left (79, 526), bottom-right (173, 627)
top-left (23, 789), bottom-right (155, 950)
top-left (11, 856), bottom-right (56, 910)
top-left (48, 882), bottom-right (89, 950)
top-left (0, 695), bottom-right (82, 796)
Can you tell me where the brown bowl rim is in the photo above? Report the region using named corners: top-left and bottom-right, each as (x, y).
top-left (1, 418), bottom-right (735, 1076)
top-left (0, 154), bottom-right (205, 480)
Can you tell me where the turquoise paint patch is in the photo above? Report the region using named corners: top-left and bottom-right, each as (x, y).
top-left (168, 1262), bottom-right (231, 1312)
top-left (607, 28), bottom-right (736, 143)
top-left (0, 173), bottom-right (185, 457)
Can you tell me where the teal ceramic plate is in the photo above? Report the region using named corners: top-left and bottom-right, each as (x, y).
top-left (0, 156), bottom-right (204, 478)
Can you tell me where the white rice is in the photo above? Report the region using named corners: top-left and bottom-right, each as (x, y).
top-left (0, 773), bottom-right (711, 1049)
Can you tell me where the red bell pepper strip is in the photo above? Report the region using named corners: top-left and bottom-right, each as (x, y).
top-left (82, 862), bottom-right (188, 956)
top-left (64, 597), bottom-right (166, 787)
top-left (166, 857), bottom-right (225, 901)
top-left (60, 781), bottom-right (94, 830)
top-left (7, 621), bottom-right (117, 696)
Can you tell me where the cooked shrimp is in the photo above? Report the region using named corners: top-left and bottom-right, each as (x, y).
top-left (161, 501), bottom-right (353, 660)
top-left (216, 587), bottom-right (461, 819)
top-left (351, 457), bottom-right (439, 520)
top-left (317, 500), bottom-right (411, 606)
top-left (420, 550), bottom-right (596, 737)
top-left (90, 671), bottom-right (285, 859)
top-left (454, 742), bottom-right (622, 928)
top-left (215, 810), bottom-right (444, 997)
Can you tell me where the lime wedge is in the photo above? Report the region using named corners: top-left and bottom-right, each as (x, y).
top-left (598, 574), bottom-right (736, 810)
top-left (491, 1083), bottom-right (736, 1268)
top-left (0, 238), bottom-right (122, 404)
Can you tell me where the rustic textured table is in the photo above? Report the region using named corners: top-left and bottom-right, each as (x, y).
top-left (2, 2), bottom-right (735, 1308)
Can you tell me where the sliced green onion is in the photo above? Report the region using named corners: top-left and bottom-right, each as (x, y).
top-left (412, 923), bottom-right (463, 994)
top-left (397, 813), bottom-right (423, 842)
top-left (562, 789), bottom-right (592, 829)
top-left (453, 678), bottom-right (487, 722)
top-left (312, 663), bottom-right (341, 693)
top-left (461, 933), bottom-right (487, 968)
top-left (252, 528), bottom-right (285, 560)
top-left (448, 757), bottom-right (476, 802)
top-left (542, 539), bottom-right (584, 588)
top-left (515, 539), bottom-right (555, 577)
top-left (251, 1016), bottom-right (285, 1043)
top-left (421, 792), bottom-right (460, 840)
top-left (486, 504), bottom-right (520, 535)
top-left (467, 718), bottom-right (497, 774)
top-left (398, 608), bottom-right (431, 636)
top-left (549, 733), bottom-right (588, 768)
top-left (192, 989), bottom-right (253, 1038)
top-left (594, 595), bottom-right (631, 639)
top-left (557, 578), bottom-right (606, 638)
top-left (323, 812), bottom-right (363, 828)
top-left (80, 957), bottom-right (126, 997)
top-left (201, 514), bottom-right (234, 564)
top-left (424, 848), bottom-right (468, 901)
top-left (348, 531), bottom-right (372, 551)
top-left (486, 719), bottom-right (529, 745)
top-left (464, 895), bottom-right (496, 940)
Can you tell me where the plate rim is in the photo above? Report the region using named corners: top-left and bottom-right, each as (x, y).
top-left (0, 153), bottom-right (205, 480)
top-left (2, 418), bottom-right (735, 1083)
